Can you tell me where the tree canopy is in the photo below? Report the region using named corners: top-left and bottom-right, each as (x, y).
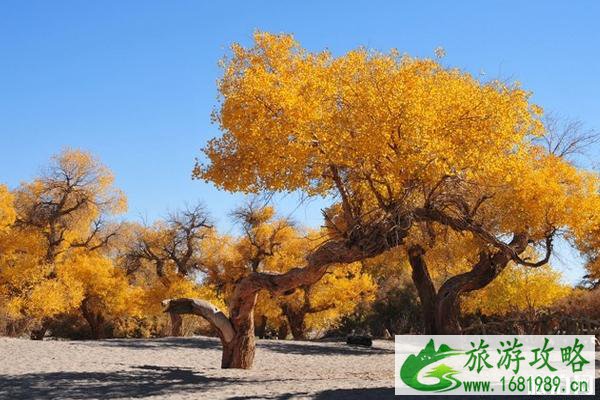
top-left (198, 32), bottom-right (597, 247)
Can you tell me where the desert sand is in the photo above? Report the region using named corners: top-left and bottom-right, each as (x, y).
top-left (0, 336), bottom-right (395, 399)
top-left (0, 336), bottom-right (598, 399)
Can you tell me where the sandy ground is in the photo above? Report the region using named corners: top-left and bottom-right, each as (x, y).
top-left (0, 336), bottom-right (598, 400)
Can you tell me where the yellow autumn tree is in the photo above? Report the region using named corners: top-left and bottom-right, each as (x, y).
top-left (58, 252), bottom-right (142, 338)
top-left (177, 31), bottom-right (599, 362)
top-left (13, 149), bottom-right (126, 263)
top-left (120, 206), bottom-right (225, 336)
top-left (576, 198), bottom-right (600, 285)
top-left (0, 184), bottom-right (17, 332)
top-left (299, 262), bottom-right (376, 338)
top-left (0, 149), bottom-right (137, 338)
top-left (0, 185), bottom-right (15, 232)
top-left (462, 263), bottom-right (571, 317)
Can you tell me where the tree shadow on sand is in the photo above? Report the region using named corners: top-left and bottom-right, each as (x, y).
top-left (2, 366), bottom-right (596, 400)
top-left (226, 387), bottom-right (392, 400)
top-left (229, 379), bottom-right (600, 400)
top-left (70, 336), bottom-right (223, 351)
top-left (0, 365), bottom-right (315, 400)
top-left (311, 378), bottom-right (600, 400)
top-left (259, 340), bottom-right (394, 356)
top-left (71, 336), bottom-right (394, 356)
top-left (0, 365), bottom-right (232, 400)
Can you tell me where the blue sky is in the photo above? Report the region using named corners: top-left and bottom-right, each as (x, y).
top-left (0, 1), bottom-right (598, 283)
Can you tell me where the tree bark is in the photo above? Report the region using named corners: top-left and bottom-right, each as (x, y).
top-left (282, 307), bottom-right (306, 340)
top-left (170, 312), bottom-right (183, 337)
top-left (254, 315), bottom-right (268, 339)
top-left (407, 245), bottom-right (437, 334)
top-left (221, 328), bottom-right (255, 369)
top-left (81, 298), bottom-right (106, 339)
top-left (222, 284), bottom-right (258, 368)
top-left (277, 321), bottom-right (289, 340)
top-left (435, 252), bottom-right (506, 333)
top-left (289, 318), bottom-right (305, 340)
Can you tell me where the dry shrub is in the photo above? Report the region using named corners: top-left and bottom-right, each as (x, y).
top-left (0, 307), bottom-right (32, 337)
top-left (112, 314), bottom-right (216, 338)
top-left (552, 288), bottom-right (600, 320)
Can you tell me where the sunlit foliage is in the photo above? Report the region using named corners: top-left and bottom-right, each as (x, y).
top-left (462, 263), bottom-right (571, 316)
top-left (0, 185), bottom-right (15, 232)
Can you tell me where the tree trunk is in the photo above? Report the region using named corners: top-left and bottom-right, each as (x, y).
top-left (407, 234), bottom-right (529, 334)
top-left (277, 321), bottom-right (289, 340)
top-left (223, 285), bottom-right (258, 368)
top-left (434, 251), bottom-right (505, 334)
top-left (170, 312), bottom-right (183, 337)
top-left (407, 245), bottom-right (437, 334)
top-left (433, 289), bottom-right (462, 334)
top-left (221, 327), bottom-right (255, 369)
top-left (81, 298), bottom-right (106, 339)
top-left (30, 321), bottom-right (49, 340)
top-left (287, 311), bottom-right (306, 340)
top-left (280, 303), bottom-right (307, 340)
top-left (255, 315), bottom-right (268, 339)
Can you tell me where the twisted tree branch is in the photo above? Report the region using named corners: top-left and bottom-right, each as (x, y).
top-left (162, 298), bottom-right (234, 343)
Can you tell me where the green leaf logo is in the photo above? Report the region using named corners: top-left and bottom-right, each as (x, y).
top-left (400, 339), bottom-right (463, 392)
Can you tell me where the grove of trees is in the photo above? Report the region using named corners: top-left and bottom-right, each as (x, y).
top-left (1, 32), bottom-right (598, 370)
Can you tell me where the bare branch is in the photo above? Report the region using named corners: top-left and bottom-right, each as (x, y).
top-left (70, 219), bottom-right (120, 252)
top-left (537, 115), bottom-right (600, 158)
top-left (513, 233), bottom-right (554, 268)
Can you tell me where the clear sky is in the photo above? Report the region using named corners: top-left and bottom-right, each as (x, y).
top-left (0, 1), bottom-right (598, 283)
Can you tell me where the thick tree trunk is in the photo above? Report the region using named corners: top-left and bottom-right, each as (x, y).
top-left (285, 310), bottom-right (307, 340)
top-left (255, 315), bottom-right (268, 339)
top-left (170, 312), bottom-right (183, 337)
top-left (277, 321), bottom-right (289, 340)
top-left (81, 298), bottom-right (106, 339)
top-left (280, 301), bottom-right (307, 340)
top-left (407, 245), bottom-right (437, 334)
top-left (224, 285), bottom-right (258, 368)
top-left (434, 252), bottom-right (505, 333)
top-left (221, 328), bottom-right (255, 369)
top-left (433, 292), bottom-right (462, 334)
